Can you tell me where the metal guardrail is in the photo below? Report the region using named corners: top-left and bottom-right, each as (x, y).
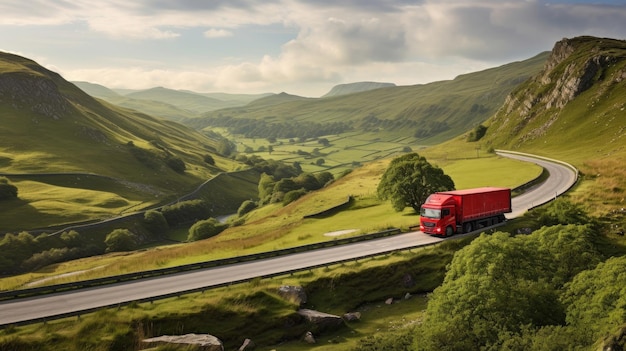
top-left (0, 228), bottom-right (402, 302)
top-left (1, 228), bottom-right (447, 328)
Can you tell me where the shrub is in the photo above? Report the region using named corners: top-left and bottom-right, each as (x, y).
top-left (166, 156), bottom-right (186, 173)
top-left (105, 229), bottom-right (138, 253)
top-left (283, 189), bottom-right (307, 205)
top-left (187, 218), bottom-right (227, 242)
top-left (143, 210), bottom-right (169, 237)
top-left (237, 200), bottom-right (257, 217)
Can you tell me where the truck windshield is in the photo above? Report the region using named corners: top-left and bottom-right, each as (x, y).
top-left (421, 208), bottom-right (441, 219)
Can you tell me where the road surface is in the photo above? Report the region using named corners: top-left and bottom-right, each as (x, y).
top-left (0, 151), bottom-right (578, 326)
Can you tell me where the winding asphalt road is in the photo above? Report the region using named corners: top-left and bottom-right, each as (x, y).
top-left (0, 151), bottom-right (578, 327)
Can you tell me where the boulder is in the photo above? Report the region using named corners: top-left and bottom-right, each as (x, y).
top-left (278, 285), bottom-right (307, 305)
top-left (297, 309), bottom-right (343, 329)
top-left (385, 297), bottom-right (394, 305)
top-left (142, 333), bottom-right (224, 351)
top-left (343, 312), bottom-right (361, 322)
top-left (303, 331), bottom-right (316, 344)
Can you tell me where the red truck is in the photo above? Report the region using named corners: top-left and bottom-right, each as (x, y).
top-left (419, 187), bottom-right (512, 237)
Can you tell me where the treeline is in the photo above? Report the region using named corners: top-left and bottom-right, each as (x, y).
top-left (352, 199), bottom-right (626, 351)
top-left (233, 154), bottom-right (334, 216)
top-left (188, 115), bottom-right (352, 139)
top-left (0, 200), bottom-right (215, 275)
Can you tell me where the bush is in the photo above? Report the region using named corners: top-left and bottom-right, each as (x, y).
top-left (283, 189), bottom-right (307, 205)
top-left (143, 210), bottom-right (169, 237)
top-left (105, 229), bottom-right (138, 253)
top-left (187, 218), bottom-right (227, 242)
top-left (161, 200), bottom-right (211, 226)
top-left (237, 200), bottom-right (257, 217)
top-left (166, 156), bottom-right (186, 173)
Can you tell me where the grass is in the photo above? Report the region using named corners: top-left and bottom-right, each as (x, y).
top-left (0, 154), bottom-right (540, 290)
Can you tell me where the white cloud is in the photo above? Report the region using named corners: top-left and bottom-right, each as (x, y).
top-left (203, 29), bottom-right (234, 38)
top-left (5, 0), bottom-right (626, 96)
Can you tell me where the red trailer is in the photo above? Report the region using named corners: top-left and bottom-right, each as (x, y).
top-left (419, 187), bottom-right (512, 237)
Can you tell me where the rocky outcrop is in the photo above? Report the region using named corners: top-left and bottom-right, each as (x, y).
top-left (0, 73), bottom-right (71, 120)
top-left (297, 309), bottom-right (343, 329)
top-left (492, 36), bottom-right (626, 144)
top-left (142, 334), bottom-right (224, 351)
top-left (343, 312), bottom-right (362, 322)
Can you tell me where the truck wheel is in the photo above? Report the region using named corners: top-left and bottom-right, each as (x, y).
top-left (446, 226), bottom-right (454, 237)
top-left (464, 222), bottom-right (473, 233)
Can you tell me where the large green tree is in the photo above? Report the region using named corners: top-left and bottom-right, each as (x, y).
top-left (377, 153), bottom-right (454, 212)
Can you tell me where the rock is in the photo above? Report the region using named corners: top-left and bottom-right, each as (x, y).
top-left (404, 292), bottom-right (412, 300)
top-left (238, 338), bottom-right (255, 351)
top-left (297, 309), bottom-right (343, 329)
top-left (142, 333), bottom-right (224, 351)
top-left (278, 285), bottom-right (307, 305)
top-left (303, 331), bottom-right (316, 344)
top-left (343, 312), bottom-right (361, 322)
top-left (385, 297), bottom-right (394, 305)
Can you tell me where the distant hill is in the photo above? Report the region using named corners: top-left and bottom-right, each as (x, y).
top-left (322, 81), bottom-right (396, 98)
top-left (245, 91), bottom-right (311, 108)
top-left (73, 81), bottom-right (121, 99)
top-left (73, 83), bottom-right (274, 121)
top-left (187, 52), bottom-right (549, 143)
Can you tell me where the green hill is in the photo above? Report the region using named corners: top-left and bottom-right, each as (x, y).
top-left (434, 36), bottom-right (626, 216)
top-left (125, 86), bottom-right (246, 114)
top-left (187, 52), bottom-right (549, 144)
top-left (321, 81), bottom-right (396, 98)
top-left (0, 52), bottom-right (244, 230)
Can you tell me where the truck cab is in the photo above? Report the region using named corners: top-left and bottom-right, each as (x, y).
top-left (419, 194), bottom-right (457, 236)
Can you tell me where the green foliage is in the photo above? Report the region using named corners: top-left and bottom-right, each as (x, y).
top-left (316, 158), bottom-right (325, 166)
top-left (315, 171), bottom-right (334, 187)
top-left (237, 200), bottom-right (257, 217)
top-left (283, 189), bottom-right (307, 205)
top-left (377, 153), bottom-right (455, 212)
top-left (418, 225), bottom-right (603, 350)
top-left (0, 177), bottom-right (18, 199)
top-left (537, 197), bottom-right (590, 227)
top-left (562, 256), bottom-right (626, 341)
top-left (258, 173), bottom-right (275, 204)
top-left (467, 124), bottom-right (488, 142)
top-left (203, 154), bottom-right (215, 165)
top-left (143, 210), bottom-right (169, 237)
top-left (105, 229), bottom-right (138, 252)
top-left (161, 199), bottom-right (211, 226)
top-left (187, 218), bottom-right (227, 242)
top-left (165, 156), bottom-right (186, 173)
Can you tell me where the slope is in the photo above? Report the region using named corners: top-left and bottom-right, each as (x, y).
top-left (188, 52), bottom-right (549, 144)
top-left (322, 81), bottom-right (396, 98)
top-left (454, 36), bottom-right (626, 215)
top-left (0, 51), bottom-right (242, 229)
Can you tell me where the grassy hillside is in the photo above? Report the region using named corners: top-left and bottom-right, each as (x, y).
top-left (0, 52), bottom-right (243, 231)
top-left (477, 36), bottom-right (626, 216)
top-left (321, 81), bottom-right (396, 98)
top-left (187, 52), bottom-right (549, 145)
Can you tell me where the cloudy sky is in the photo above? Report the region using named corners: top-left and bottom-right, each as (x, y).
top-left (1, 0), bottom-right (625, 97)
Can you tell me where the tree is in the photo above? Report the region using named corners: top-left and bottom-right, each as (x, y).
top-left (315, 158), bottom-right (325, 166)
top-left (143, 210), bottom-right (169, 237)
top-left (237, 200), bottom-right (257, 217)
top-left (105, 229), bottom-right (138, 252)
top-left (377, 153), bottom-right (454, 212)
top-left (187, 218), bottom-right (226, 242)
top-left (203, 154), bottom-right (215, 165)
